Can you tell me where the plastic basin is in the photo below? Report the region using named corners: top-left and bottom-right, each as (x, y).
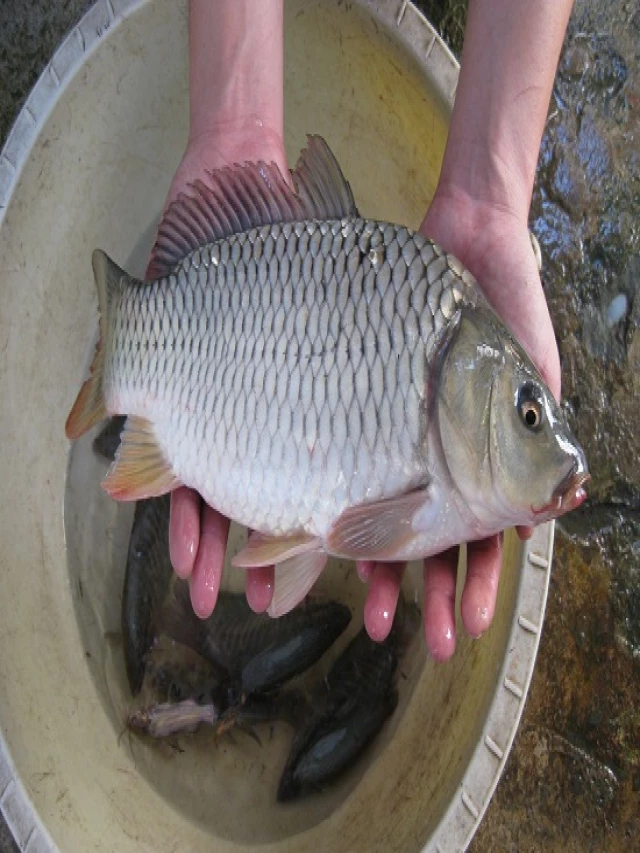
top-left (0, 2), bottom-right (553, 850)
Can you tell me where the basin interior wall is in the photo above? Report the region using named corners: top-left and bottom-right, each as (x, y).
top-left (0, 2), bottom-right (551, 851)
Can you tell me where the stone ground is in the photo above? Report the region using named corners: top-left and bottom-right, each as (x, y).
top-left (425, 2), bottom-right (640, 850)
top-left (1, 0), bottom-right (638, 850)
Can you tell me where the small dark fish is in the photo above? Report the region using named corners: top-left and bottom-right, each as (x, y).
top-left (127, 636), bottom-right (227, 738)
top-left (141, 635), bottom-right (227, 705)
top-left (284, 689), bottom-right (398, 796)
top-left (215, 688), bottom-right (311, 740)
top-left (277, 601), bottom-right (418, 802)
top-left (130, 636), bottom-right (308, 739)
top-left (121, 495), bottom-right (173, 694)
top-left (161, 581), bottom-right (352, 694)
top-left (93, 415), bottom-right (126, 461)
top-left (128, 688), bottom-right (308, 741)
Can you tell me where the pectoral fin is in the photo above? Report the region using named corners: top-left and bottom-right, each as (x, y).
top-left (232, 531), bottom-right (322, 568)
top-left (267, 551), bottom-right (328, 618)
top-left (233, 532), bottom-right (327, 618)
top-left (326, 489), bottom-right (431, 560)
top-left (102, 416), bottom-right (180, 501)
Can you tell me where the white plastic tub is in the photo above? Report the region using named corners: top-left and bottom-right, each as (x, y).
top-left (0, 2), bottom-right (554, 850)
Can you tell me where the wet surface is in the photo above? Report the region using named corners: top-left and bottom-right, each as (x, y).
top-left (1, 1), bottom-right (638, 851)
top-left (460, 0), bottom-right (639, 847)
top-left (423, 0), bottom-right (640, 845)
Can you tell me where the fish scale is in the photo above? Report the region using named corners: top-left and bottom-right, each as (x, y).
top-left (106, 217), bottom-right (474, 536)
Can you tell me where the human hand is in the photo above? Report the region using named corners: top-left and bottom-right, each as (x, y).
top-left (358, 188), bottom-right (560, 660)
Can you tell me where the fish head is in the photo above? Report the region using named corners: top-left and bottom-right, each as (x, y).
top-left (433, 306), bottom-right (589, 532)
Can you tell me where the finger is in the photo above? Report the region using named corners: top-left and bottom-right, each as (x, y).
top-left (189, 503), bottom-right (230, 618)
top-left (245, 566), bottom-right (275, 613)
top-left (460, 534), bottom-right (502, 639)
top-left (356, 560), bottom-right (375, 582)
top-left (516, 525), bottom-right (534, 540)
top-left (169, 487), bottom-right (201, 579)
top-left (364, 562), bottom-right (404, 642)
top-left (423, 548), bottom-right (458, 662)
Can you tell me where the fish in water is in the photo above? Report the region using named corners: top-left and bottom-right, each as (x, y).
top-left (277, 598), bottom-right (419, 801)
top-left (128, 690), bottom-right (309, 740)
top-left (66, 136), bottom-right (589, 618)
top-left (122, 495), bottom-right (351, 696)
top-left (160, 578), bottom-right (352, 694)
top-left (128, 634), bottom-right (308, 739)
top-left (138, 634), bottom-right (227, 706)
top-left (121, 495), bottom-right (174, 694)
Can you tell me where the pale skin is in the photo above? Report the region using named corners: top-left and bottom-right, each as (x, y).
top-left (160, 0), bottom-right (574, 661)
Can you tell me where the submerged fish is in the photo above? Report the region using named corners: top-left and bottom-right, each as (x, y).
top-left (277, 600), bottom-right (418, 801)
top-left (122, 495), bottom-right (351, 695)
top-left (128, 634), bottom-right (307, 739)
top-left (66, 136), bottom-right (589, 618)
top-left (121, 495), bottom-right (173, 694)
top-left (161, 581), bottom-right (352, 694)
top-left (128, 683), bottom-right (306, 740)
top-left (139, 635), bottom-right (226, 706)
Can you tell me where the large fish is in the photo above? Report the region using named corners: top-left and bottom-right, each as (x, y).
top-left (66, 136), bottom-right (589, 618)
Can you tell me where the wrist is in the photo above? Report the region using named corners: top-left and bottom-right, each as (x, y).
top-left (186, 118), bottom-right (286, 169)
top-left (420, 190), bottom-right (561, 399)
top-left (189, 95), bottom-right (283, 152)
top-left (422, 182), bottom-right (527, 273)
top-left (435, 135), bottom-right (534, 225)
top-left (163, 123), bottom-right (288, 210)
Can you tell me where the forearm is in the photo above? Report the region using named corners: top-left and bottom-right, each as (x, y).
top-left (188, 0), bottom-right (284, 144)
top-left (437, 0), bottom-right (573, 220)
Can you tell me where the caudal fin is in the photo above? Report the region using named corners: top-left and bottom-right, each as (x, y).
top-left (65, 250), bottom-right (124, 439)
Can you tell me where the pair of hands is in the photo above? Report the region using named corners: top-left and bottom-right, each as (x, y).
top-left (154, 125), bottom-right (560, 662)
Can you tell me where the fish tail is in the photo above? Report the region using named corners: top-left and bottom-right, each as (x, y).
top-left (65, 249), bottom-right (123, 439)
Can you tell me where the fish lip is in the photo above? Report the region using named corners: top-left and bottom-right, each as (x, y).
top-left (531, 471), bottom-right (591, 519)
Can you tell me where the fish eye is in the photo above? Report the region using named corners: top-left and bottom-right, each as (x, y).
top-left (517, 382), bottom-right (544, 431)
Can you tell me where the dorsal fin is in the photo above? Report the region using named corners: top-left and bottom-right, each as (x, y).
top-left (147, 135), bottom-right (359, 279)
top-left (292, 135), bottom-right (357, 222)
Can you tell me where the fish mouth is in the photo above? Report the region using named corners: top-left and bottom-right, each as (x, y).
top-left (532, 469), bottom-right (591, 520)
